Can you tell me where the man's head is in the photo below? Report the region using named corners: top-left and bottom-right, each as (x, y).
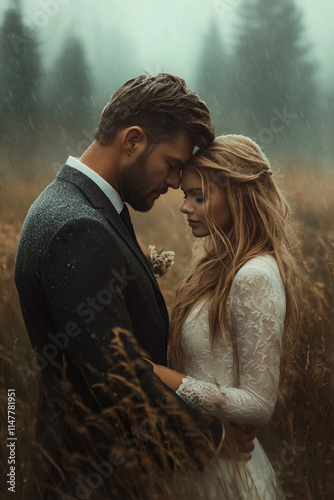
top-left (94, 73), bottom-right (214, 150)
top-left (91, 74), bottom-right (214, 211)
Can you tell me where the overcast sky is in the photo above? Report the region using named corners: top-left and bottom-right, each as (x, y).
top-left (1, 0), bottom-right (333, 90)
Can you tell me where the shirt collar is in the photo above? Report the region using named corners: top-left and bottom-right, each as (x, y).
top-left (65, 156), bottom-right (124, 214)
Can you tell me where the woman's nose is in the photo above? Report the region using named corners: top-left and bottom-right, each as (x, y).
top-left (180, 198), bottom-right (192, 214)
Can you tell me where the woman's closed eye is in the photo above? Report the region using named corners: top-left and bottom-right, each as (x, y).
top-left (182, 192), bottom-right (206, 203)
top-left (195, 196), bottom-right (205, 203)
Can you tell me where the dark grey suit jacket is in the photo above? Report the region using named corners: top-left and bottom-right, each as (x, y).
top-left (14, 165), bottom-right (222, 498)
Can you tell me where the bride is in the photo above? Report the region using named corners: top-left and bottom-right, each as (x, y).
top-left (146, 135), bottom-right (300, 498)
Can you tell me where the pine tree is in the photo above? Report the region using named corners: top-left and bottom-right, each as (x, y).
top-left (195, 20), bottom-right (234, 134)
top-left (0, 1), bottom-right (42, 148)
top-left (321, 88), bottom-right (334, 162)
top-left (46, 35), bottom-right (94, 130)
top-left (232, 0), bottom-right (317, 155)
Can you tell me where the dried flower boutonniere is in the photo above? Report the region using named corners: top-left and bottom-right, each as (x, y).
top-left (147, 245), bottom-right (175, 278)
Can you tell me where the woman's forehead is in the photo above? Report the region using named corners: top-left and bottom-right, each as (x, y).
top-left (180, 170), bottom-right (203, 190)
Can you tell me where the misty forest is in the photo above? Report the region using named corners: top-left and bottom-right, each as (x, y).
top-left (0, 0), bottom-right (333, 499)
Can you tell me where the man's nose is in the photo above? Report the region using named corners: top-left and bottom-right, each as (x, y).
top-left (166, 168), bottom-right (181, 189)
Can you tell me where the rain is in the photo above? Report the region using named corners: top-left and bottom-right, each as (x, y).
top-left (0, 0), bottom-right (333, 499)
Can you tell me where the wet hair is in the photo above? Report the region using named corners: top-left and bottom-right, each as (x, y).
top-left (169, 134), bottom-right (301, 387)
top-left (94, 73), bottom-right (215, 149)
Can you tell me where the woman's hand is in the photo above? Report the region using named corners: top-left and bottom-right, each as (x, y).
top-left (142, 358), bottom-right (186, 392)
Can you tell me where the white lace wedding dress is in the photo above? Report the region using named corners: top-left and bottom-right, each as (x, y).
top-left (174, 255), bottom-right (286, 499)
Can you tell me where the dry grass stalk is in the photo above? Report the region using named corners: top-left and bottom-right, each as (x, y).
top-left (0, 167), bottom-right (333, 498)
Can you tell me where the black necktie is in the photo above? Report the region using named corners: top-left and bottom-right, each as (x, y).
top-left (120, 204), bottom-right (141, 250)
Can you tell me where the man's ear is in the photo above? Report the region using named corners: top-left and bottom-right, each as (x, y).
top-left (122, 126), bottom-right (147, 156)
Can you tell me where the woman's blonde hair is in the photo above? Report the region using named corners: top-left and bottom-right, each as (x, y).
top-left (169, 134), bottom-right (301, 384)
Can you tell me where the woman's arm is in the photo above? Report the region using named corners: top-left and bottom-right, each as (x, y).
top-left (144, 359), bottom-right (258, 460)
top-left (143, 358), bottom-right (186, 392)
top-left (167, 263), bottom-right (286, 427)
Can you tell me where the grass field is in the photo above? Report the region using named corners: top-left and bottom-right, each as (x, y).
top-left (0, 164), bottom-right (333, 499)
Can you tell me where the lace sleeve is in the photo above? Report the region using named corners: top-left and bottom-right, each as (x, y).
top-left (175, 261), bottom-right (286, 426)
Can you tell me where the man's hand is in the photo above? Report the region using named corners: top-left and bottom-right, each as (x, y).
top-left (220, 422), bottom-right (257, 461)
top-left (230, 423), bottom-right (257, 461)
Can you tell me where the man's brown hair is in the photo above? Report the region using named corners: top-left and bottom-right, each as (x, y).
top-left (94, 73), bottom-right (215, 149)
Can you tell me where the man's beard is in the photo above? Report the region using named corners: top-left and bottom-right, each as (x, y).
top-left (119, 150), bottom-right (163, 212)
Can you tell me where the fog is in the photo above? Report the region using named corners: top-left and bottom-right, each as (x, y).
top-left (1, 0), bottom-right (333, 87)
top-left (1, 0), bottom-right (333, 169)
top-left (0, 6), bottom-right (333, 498)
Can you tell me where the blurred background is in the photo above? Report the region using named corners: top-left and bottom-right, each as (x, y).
top-left (0, 0), bottom-right (333, 498)
top-left (0, 0), bottom-right (334, 172)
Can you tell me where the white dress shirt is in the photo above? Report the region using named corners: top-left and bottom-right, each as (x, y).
top-left (65, 156), bottom-right (124, 214)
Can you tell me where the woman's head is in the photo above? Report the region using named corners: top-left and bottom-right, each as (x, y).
top-left (170, 134), bottom-right (301, 378)
top-left (180, 134), bottom-right (288, 259)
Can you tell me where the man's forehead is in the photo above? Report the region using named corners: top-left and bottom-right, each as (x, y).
top-left (162, 134), bottom-right (193, 161)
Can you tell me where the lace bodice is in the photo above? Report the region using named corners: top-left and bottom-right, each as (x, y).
top-left (175, 255), bottom-right (286, 427)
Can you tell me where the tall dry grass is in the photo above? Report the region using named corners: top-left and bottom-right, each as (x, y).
top-left (0, 166), bottom-right (333, 498)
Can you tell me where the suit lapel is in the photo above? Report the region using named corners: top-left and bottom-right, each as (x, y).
top-left (57, 165), bottom-right (164, 294)
top-left (102, 203), bottom-right (161, 285)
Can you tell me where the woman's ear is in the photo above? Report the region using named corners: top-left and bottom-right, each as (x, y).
top-left (122, 126), bottom-right (147, 156)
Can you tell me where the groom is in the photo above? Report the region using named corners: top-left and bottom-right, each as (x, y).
top-left (15, 73), bottom-right (254, 499)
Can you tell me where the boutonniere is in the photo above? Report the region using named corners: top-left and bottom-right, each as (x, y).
top-left (147, 245), bottom-right (175, 278)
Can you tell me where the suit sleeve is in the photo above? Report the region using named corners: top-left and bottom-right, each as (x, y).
top-left (40, 218), bottom-right (223, 448)
top-left (41, 218), bottom-right (135, 371)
